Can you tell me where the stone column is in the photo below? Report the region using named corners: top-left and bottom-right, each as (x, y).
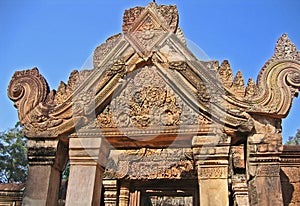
top-left (192, 135), bottom-right (230, 206)
top-left (247, 116), bottom-right (283, 206)
top-left (22, 139), bottom-right (68, 206)
top-left (232, 175), bottom-right (249, 206)
top-left (231, 145), bottom-right (249, 206)
top-left (65, 137), bottom-right (110, 206)
top-left (129, 190), bottom-right (140, 206)
top-left (119, 181), bottom-right (130, 206)
top-left (103, 179), bottom-right (118, 206)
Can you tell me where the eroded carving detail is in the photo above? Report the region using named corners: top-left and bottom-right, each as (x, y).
top-left (156, 4), bottom-right (178, 31)
top-left (231, 71), bottom-right (245, 97)
top-left (122, 3), bottom-right (178, 34)
top-left (106, 148), bottom-right (196, 180)
top-left (198, 167), bottom-right (227, 179)
top-left (245, 78), bottom-right (257, 98)
top-left (218, 60), bottom-right (233, 88)
top-left (169, 61), bottom-right (187, 71)
top-left (127, 15), bottom-right (166, 51)
top-left (272, 33), bottom-right (298, 61)
top-left (122, 6), bottom-right (144, 34)
top-left (257, 165), bottom-right (280, 177)
top-left (197, 81), bottom-right (210, 102)
top-left (97, 65), bottom-right (191, 128)
top-left (94, 34), bottom-right (122, 67)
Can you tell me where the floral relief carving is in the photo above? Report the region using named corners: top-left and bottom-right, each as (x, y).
top-left (106, 148), bottom-right (196, 180)
top-left (199, 167), bottom-right (227, 179)
top-left (128, 13), bottom-right (166, 51)
top-left (122, 6), bottom-right (144, 34)
top-left (94, 33), bottom-right (122, 68)
top-left (156, 4), bottom-right (178, 31)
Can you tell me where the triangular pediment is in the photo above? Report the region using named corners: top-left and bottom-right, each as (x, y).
top-left (71, 33), bottom-right (252, 148)
top-left (9, 3), bottom-right (300, 147)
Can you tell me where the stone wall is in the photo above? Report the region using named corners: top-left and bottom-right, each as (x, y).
top-left (0, 183), bottom-right (24, 206)
top-left (280, 145), bottom-right (300, 206)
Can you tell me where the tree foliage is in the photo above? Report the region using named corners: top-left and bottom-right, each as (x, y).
top-left (0, 122), bottom-right (28, 183)
top-left (286, 129), bottom-right (300, 145)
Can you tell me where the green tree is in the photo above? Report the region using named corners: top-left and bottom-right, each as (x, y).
top-left (0, 122), bottom-right (28, 183)
top-left (286, 129), bottom-right (300, 145)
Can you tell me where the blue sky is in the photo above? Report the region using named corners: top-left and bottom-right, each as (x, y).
top-left (0, 0), bottom-right (300, 142)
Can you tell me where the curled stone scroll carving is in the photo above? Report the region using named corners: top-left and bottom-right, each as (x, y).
top-left (7, 67), bottom-right (88, 137)
top-left (8, 68), bottom-right (49, 123)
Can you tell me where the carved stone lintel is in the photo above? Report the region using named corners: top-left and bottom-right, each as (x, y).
top-left (108, 148), bottom-right (196, 180)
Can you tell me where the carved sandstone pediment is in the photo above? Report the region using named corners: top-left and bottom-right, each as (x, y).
top-left (8, 3), bottom-right (300, 146)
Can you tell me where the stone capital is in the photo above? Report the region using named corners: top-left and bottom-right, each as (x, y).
top-left (27, 139), bottom-right (59, 166)
top-left (69, 137), bottom-right (110, 167)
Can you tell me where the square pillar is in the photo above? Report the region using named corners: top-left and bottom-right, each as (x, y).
top-left (192, 135), bottom-right (230, 206)
top-left (65, 137), bottom-right (110, 206)
top-left (119, 181), bottom-right (130, 206)
top-left (22, 139), bottom-right (68, 206)
top-left (230, 145), bottom-right (249, 206)
top-left (232, 175), bottom-right (249, 206)
top-left (247, 116), bottom-right (284, 206)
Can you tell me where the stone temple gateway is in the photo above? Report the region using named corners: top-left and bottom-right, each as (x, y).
top-left (7, 3), bottom-right (300, 206)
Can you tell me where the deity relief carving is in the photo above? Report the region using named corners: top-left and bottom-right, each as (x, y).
top-left (98, 65), bottom-right (188, 129)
